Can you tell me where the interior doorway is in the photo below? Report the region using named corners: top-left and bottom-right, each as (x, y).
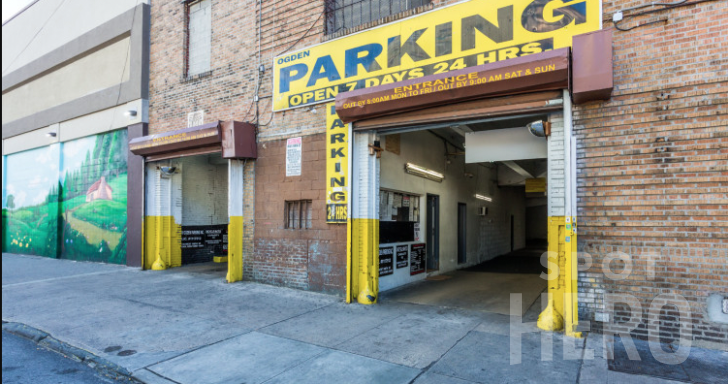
top-left (426, 194), bottom-right (440, 272)
top-left (458, 203), bottom-right (467, 265)
top-left (510, 214), bottom-right (515, 252)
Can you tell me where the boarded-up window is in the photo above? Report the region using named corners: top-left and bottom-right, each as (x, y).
top-left (285, 200), bottom-right (312, 229)
top-left (187, 0), bottom-right (212, 76)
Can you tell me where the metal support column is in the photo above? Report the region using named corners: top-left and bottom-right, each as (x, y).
top-left (349, 131), bottom-right (380, 304)
top-left (227, 159), bottom-right (245, 283)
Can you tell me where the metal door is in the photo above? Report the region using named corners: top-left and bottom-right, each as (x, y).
top-left (458, 203), bottom-right (467, 264)
top-left (426, 194), bottom-right (440, 271)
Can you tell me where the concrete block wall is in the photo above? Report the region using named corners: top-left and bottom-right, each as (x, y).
top-left (180, 156), bottom-right (228, 226)
top-left (477, 186), bottom-right (527, 262)
top-left (574, 1), bottom-right (728, 347)
top-left (253, 134), bottom-right (347, 295)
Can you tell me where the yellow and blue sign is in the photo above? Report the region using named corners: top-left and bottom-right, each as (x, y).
top-left (273, 0), bottom-right (600, 111)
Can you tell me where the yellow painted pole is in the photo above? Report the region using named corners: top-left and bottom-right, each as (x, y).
top-left (357, 220), bottom-right (378, 305)
top-left (152, 176), bottom-right (167, 271)
top-left (565, 216), bottom-right (582, 338)
top-left (227, 216), bottom-right (244, 283)
top-left (227, 159), bottom-right (246, 283)
top-left (538, 217), bottom-right (564, 332)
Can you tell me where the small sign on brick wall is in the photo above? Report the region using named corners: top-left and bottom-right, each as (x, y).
top-left (286, 137), bottom-right (302, 177)
top-left (188, 110), bottom-right (205, 128)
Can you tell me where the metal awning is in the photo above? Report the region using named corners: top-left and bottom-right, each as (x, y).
top-left (129, 121), bottom-right (257, 162)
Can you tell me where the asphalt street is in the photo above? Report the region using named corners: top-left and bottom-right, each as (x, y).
top-left (2, 331), bottom-right (123, 384)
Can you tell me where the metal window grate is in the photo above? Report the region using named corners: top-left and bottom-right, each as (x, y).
top-left (325, 0), bottom-right (431, 35)
top-left (285, 200), bottom-right (313, 229)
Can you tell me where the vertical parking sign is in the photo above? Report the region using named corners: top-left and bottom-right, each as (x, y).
top-left (326, 103), bottom-right (348, 223)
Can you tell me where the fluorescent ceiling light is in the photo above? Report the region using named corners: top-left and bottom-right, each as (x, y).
top-left (405, 163), bottom-right (444, 182)
top-left (475, 194), bottom-right (493, 202)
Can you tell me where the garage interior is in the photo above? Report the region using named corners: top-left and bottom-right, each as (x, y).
top-left (376, 115), bottom-right (550, 315)
top-left (177, 154), bottom-right (230, 268)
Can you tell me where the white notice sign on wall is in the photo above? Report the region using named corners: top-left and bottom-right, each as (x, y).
top-left (286, 137), bottom-right (302, 177)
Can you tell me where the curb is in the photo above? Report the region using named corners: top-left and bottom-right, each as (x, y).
top-left (2, 322), bottom-right (142, 383)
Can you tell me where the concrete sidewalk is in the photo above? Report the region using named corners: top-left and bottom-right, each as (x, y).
top-left (2, 254), bottom-right (716, 384)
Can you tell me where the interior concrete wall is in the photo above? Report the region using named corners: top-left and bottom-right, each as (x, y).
top-left (180, 155), bottom-right (229, 226)
top-left (2, 0), bottom-right (147, 74)
top-left (379, 130), bottom-right (527, 292)
top-left (478, 186), bottom-right (527, 260)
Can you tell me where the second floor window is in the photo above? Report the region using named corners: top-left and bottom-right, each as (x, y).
top-left (325, 0), bottom-right (431, 35)
top-left (187, 0), bottom-right (212, 77)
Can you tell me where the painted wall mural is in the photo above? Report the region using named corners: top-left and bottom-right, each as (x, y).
top-left (2, 130), bottom-right (128, 264)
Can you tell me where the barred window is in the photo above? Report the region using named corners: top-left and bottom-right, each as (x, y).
top-left (285, 200), bottom-right (313, 229)
top-left (325, 0), bottom-right (431, 35)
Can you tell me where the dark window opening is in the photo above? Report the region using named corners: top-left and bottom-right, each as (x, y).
top-left (285, 200), bottom-right (312, 229)
top-left (379, 190), bottom-right (420, 244)
top-left (325, 0), bottom-right (432, 35)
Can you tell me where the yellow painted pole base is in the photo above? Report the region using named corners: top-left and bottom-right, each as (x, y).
top-left (226, 216), bottom-right (244, 283)
top-left (537, 303), bottom-right (564, 332)
top-left (151, 254), bottom-right (167, 271)
top-left (357, 286), bottom-right (377, 305)
top-left (566, 330), bottom-right (584, 339)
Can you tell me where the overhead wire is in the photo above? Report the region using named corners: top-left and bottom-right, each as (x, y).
top-left (612, 0), bottom-right (713, 32)
top-left (109, 0), bottom-right (142, 131)
top-left (2, 0), bottom-right (68, 76)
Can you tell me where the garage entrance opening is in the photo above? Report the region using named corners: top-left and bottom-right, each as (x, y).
top-left (178, 154), bottom-right (229, 269)
top-left (145, 153), bottom-right (230, 276)
top-left (376, 116), bottom-right (550, 316)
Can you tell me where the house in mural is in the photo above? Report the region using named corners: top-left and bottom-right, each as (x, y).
top-left (86, 177), bottom-right (113, 202)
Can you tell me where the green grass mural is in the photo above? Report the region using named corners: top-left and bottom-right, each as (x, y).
top-left (2, 130), bottom-right (128, 264)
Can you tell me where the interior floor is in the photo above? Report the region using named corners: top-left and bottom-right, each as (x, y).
top-left (169, 262), bottom-right (228, 278)
top-left (465, 245), bottom-right (547, 275)
top-left (383, 247), bottom-right (548, 315)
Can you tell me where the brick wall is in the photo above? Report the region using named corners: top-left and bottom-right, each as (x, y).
top-left (574, 0), bottom-right (728, 347)
top-left (149, 0), bottom-right (258, 132)
top-left (253, 134), bottom-right (347, 294)
top-left (149, 0), bottom-right (728, 344)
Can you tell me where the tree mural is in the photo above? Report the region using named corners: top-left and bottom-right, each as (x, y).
top-left (2, 130), bottom-right (128, 264)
